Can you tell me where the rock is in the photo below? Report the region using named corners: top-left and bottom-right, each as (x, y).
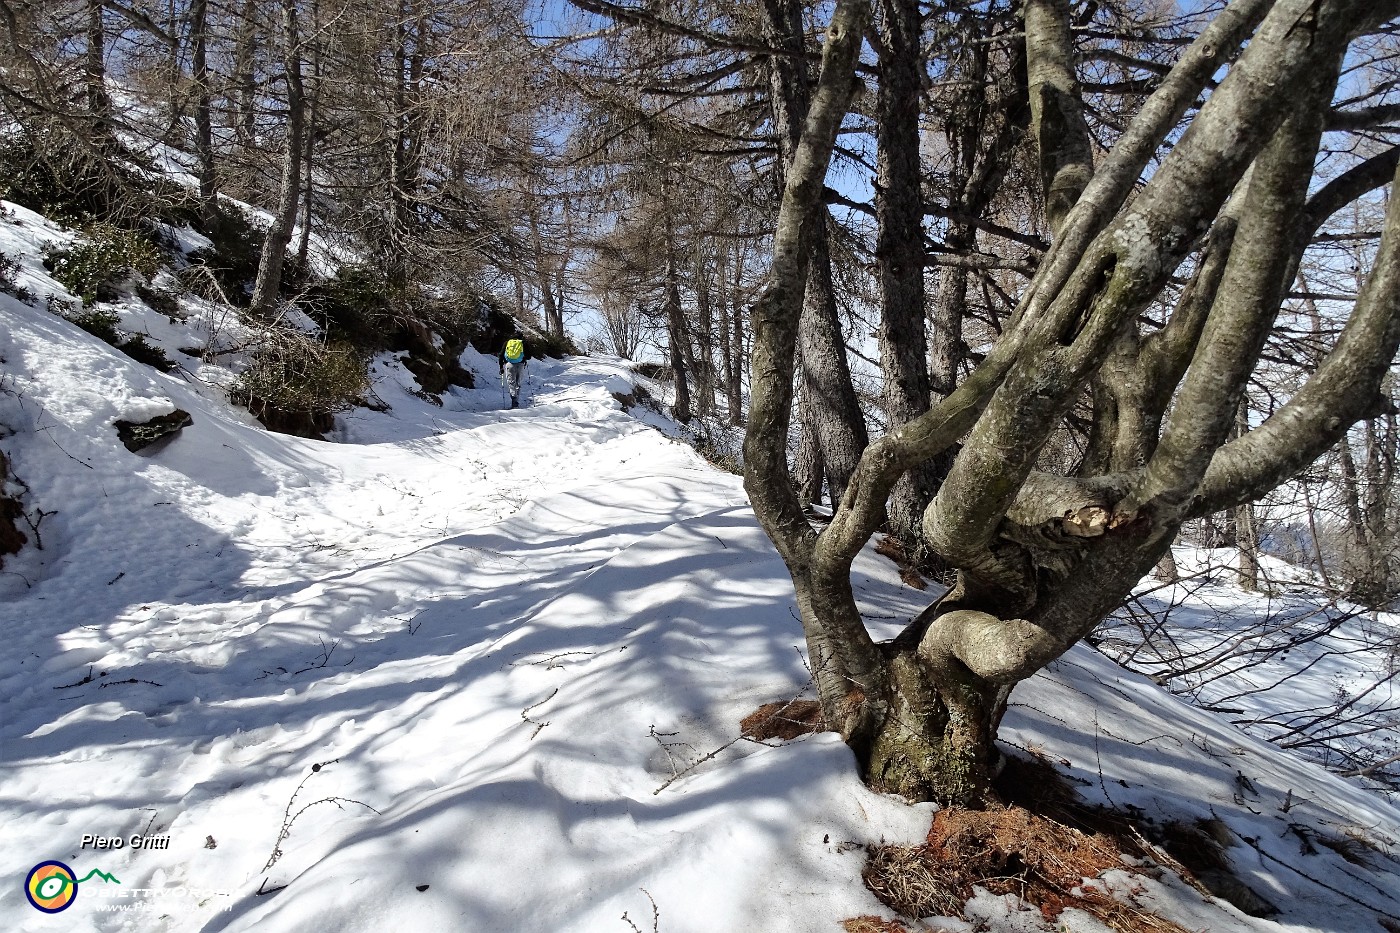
top-left (114, 409), bottom-right (192, 452)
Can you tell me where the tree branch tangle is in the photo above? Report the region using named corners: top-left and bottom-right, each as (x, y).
top-left (743, 0), bottom-right (1400, 805)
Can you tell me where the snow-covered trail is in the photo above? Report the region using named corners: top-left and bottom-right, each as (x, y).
top-left (0, 317), bottom-right (930, 932)
top-left (6, 275), bottom-right (1400, 932)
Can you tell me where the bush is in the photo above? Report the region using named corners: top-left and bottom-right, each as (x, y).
top-left (136, 282), bottom-right (182, 321)
top-left (303, 264), bottom-right (395, 348)
top-left (116, 334), bottom-right (176, 371)
top-left (0, 252), bottom-right (35, 304)
top-left (531, 328), bottom-right (579, 359)
top-left (48, 304), bottom-right (176, 371)
top-left (0, 133), bottom-right (138, 224)
top-left (300, 266), bottom-right (480, 395)
top-left (232, 327), bottom-right (370, 432)
top-left (43, 224), bottom-right (160, 304)
top-left (69, 307), bottom-right (122, 343)
top-left (184, 204), bottom-right (264, 305)
top-left (0, 128), bottom-right (210, 247)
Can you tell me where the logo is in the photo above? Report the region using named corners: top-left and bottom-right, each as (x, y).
top-left (24, 860), bottom-right (121, 913)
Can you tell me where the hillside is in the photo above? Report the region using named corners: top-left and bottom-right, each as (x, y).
top-left (3, 194), bottom-right (1400, 932)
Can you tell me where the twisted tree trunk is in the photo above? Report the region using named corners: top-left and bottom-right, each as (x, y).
top-left (746, 0), bottom-right (1400, 806)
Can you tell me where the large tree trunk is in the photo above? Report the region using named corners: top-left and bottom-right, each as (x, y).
top-left (383, 0), bottom-right (428, 285)
top-left (717, 244), bottom-right (736, 422)
top-left (801, 214), bottom-right (868, 505)
top-left (85, 0), bottom-right (110, 147)
top-left (1024, 0), bottom-right (1094, 238)
top-left (190, 0), bottom-right (216, 223)
top-left (795, 377), bottom-right (825, 505)
top-left (875, 0), bottom-right (935, 546)
top-left (761, 0), bottom-right (867, 500)
top-left (695, 254), bottom-right (716, 417)
top-left (1339, 411), bottom-right (1398, 604)
top-left (249, 0), bottom-right (305, 317)
top-left (295, 0), bottom-right (321, 271)
top-left (1234, 400), bottom-right (1260, 591)
top-left (530, 209), bottom-right (563, 336)
top-left (665, 239), bottom-right (691, 424)
top-left (233, 0), bottom-right (259, 149)
top-left (729, 246), bottom-right (746, 425)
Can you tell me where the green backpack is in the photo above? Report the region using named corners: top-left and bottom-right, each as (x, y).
top-left (504, 338), bottom-right (525, 363)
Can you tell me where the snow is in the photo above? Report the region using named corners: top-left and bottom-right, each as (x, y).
top-left (1096, 548), bottom-right (1400, 801)
top-left (4, 200), bottom-right (1400, 932)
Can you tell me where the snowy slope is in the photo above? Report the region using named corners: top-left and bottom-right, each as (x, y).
top-left (4, 206), bottom-right (1400, 932)
top-left (0, 278), bottom-right (933, 932)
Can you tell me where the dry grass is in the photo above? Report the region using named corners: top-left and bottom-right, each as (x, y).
top-left (840, 916), bottom-right (913, 933)
top-left (862, 805), bottom-right (1197, 932)
top-left (874, 536), bottom-right (928, 590)
top-left (1315, 829), bottom-right (1381, 868)
top-left (853, 749), bottom-right (1281, 932)
top-left (739, 699), bottom-right (825, 741)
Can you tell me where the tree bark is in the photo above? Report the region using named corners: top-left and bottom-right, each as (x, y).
top-left (761, 0), bottom-right (867, 500)
top-left (234, 0), bottom-right (259, 149)
top-left (875, 0), bottom-right (934, 547)
top-left (717, 243), bottom-right (736, 422)
top-left (190, 0), bottom-right (216, 223)
top-left (85, 0), bottom-right (110, 147)
top-left (1024, 0), bottom-right (1094, 237)
top-left (745, 0), bottom-right (1400, 809)
top-left (295, 0), bottom-right (321, 271)
top-left (665, 240), bottom-right (691, 425)
top-left (249, 0), bottom-right (305, 318)
top-left (802, 213), bottom-right (868, 505)
top-left (696, 253), bottom-right (716, 416)
top-left (1233, 400), bottom-right (1260, 591)
top-left (729, 245), bottom-right (746, 425)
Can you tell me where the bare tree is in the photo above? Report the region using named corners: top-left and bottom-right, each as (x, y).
top-left (248, 0), bottom-right (305, 317)
top-left (744, 0), bottom-right (1400, 805)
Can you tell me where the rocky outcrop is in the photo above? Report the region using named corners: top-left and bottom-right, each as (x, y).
top-left (114, 409), bottom-right (192, 452)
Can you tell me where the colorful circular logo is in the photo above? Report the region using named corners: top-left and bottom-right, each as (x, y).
top-left (25, 861), bottom-right (78, 913)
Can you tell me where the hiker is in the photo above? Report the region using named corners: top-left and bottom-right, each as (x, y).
top-left (499, 330), bottom-right (527, 409)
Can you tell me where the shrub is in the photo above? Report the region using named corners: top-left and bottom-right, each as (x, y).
top-left (184, 204), bottom-right (264, 304)
top-left (69, 308), bottom-right (122, 344)
top-left (531, 328), bottom-right (579, 359)
top-left (303, 263), bottom-right (395, 348)
top-left (43, 224), bottom-right (160, 304)
top-left (0, 133), bottom-right (137, 224)
top-left (0, 128), bottom-right (204, 239)
top-left (232, 327), bottom-right (370, 427)
top-left (0, 252), bottom-right (35, 304)
top-left (300, 266), bottom-right (480, 395)
top-left (116, 334), bottom-right (176, 371)
top-left (47, 304), bottom-right (175, 371)
top-left (136, 282), bottom-right (183, 321)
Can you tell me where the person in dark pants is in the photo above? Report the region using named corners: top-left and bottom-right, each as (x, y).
top-left (499, 330), bottom-right (527, 409)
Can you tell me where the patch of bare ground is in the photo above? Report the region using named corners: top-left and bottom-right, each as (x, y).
top-left (739, 699), bottom-right (825, 741)
top-left (839, 916), bottom-right (913, 933)
top-left (860, 751), bottom-right (1284, 930)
